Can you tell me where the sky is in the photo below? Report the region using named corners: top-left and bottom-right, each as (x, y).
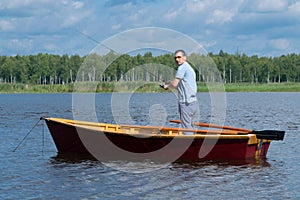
top-left (1, 0), bottom-right (300, 57)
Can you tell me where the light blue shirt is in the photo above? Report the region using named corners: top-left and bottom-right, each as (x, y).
top-left (175, 61), bottom-right (197, 103)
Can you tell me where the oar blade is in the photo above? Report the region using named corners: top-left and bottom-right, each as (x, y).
top-left (251, 130), bottom-right (285, 141)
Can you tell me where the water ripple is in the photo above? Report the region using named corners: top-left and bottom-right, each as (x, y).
top-left (1, 93), bottom-right (299, 199)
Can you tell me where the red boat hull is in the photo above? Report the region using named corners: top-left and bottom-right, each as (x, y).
top-left (44, 118), bottom-right (271, 162)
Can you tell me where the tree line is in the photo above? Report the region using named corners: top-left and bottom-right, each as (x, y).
top-left (0, 50), bottom-right (299, 84)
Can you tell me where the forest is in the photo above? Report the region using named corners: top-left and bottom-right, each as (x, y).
top-left (0, 50), bottom-right (300, 85)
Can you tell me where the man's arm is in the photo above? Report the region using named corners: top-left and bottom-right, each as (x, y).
top-left (164, 78), bottom-right (180, 90)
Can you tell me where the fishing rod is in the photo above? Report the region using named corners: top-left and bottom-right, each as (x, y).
top-left (75, 29), bottom-right (118, 54)
top-left (76, 29), bottom-right (167, 85)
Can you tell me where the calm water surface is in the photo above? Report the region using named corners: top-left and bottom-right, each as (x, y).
top-left (0, 92), bottom-right (299, 199)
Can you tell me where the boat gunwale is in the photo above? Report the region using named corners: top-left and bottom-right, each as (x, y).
top-left (44, 117), bottom-right (257, 140)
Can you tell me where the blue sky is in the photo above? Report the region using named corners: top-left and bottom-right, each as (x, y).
top-left (1, 0), bottom-right (300, 57)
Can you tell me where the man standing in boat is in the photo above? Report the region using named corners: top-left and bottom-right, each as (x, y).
top-left (162, 49), bottom-right (199, 134)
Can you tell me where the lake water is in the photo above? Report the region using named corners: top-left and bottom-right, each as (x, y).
top-left (0, 92), bottom-right (299, 199)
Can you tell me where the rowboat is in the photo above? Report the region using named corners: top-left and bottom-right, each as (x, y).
top-left (42, 117), bottom-right (285, 162)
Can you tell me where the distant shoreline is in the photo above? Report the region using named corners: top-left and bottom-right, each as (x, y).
top-left (0, 82), bottom-right (299, 93)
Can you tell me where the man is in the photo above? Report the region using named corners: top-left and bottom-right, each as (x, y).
top-left (163, 50), bottom-right (199, 134)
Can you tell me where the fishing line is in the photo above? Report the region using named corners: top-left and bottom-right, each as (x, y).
top-left (13, 118), bottom-right (42, 152)
top-left (75, 29), bottom-right (166, 83)
top-left (75, 29), bottom-right (119, 54)
top-left (42, 119), bottom-right (45, 155)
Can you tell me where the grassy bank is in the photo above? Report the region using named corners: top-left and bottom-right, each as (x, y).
top-left (0, 82), bottom-right (299, 93)
top-left (224, 82), bottom-right (300, 92)
top-left (0, 83), bottom-right (73, 93)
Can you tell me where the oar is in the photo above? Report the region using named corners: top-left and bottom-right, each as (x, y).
top-left (170, 119), bottom-right (285, 141)
top-left (170, 119), bottom-right (252, 132)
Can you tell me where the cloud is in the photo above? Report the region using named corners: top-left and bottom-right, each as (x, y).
top-left (288, 1), bottom-right (300, 15)
top-left (0, 0), bottom-right (97, 55)
top-left (0, 19), bottom-right (14, 31)
top-left (0, 0), bottom-right (54, 18)
top-left (269, 38), bottom-right (290, 50)
top-left (0, 0), bottom-right (93, 32)
top-left (72, 1), bottom-right (84, 9)
top-left (105, 0), bottom-right (159, 7)
top-left (10, 38), bottom-right (33, 48)
top-left (255, 0), bottom-right (287, 12)
top-left (241, 0), bottom-right (288, 13)
top-left (0, 0), bottom-right (299, 56)
top-left (184, 0), bottom-right (207, 13)
top-left (206, 9), bottom-right (235, 24)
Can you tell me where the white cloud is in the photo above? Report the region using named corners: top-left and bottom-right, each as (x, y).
top-left (0, 19), bottom-right (14, 31)
top-left (184, 0), bottom-right (208, 13)
top-left (72, 1), bottom-right (84, 9)
top-left (269, 38), bottom-right (290, 50)
top-left (242, 0), bottom-right (288, 12)
top-left (163, 10), bottom-right (179, 21)
top-left (62, 9), bottom-right (92, 27)
top-left (112, 24), bottom-right (121, 30)
top-left (288, 1), bottom-right (300, 15)
top-left (257, 0), bottom-right (287, 12)
top-left (0, 0), bottom-right (92, 28)
top-left (44, 43), bottom-right (57, 51)
top-left (9, 38), bottom-right (33, 51)
top-left (0, 0), bottom-right (40, 9)
top-left (0, 0), bottom-right (299, 56)
top-left (206, 9), bottom-right (235, 24)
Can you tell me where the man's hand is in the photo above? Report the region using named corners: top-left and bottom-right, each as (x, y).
top-left (163, 84), bottom-right (169, 90)
top-left (159, 84), bottom-right (168, 90)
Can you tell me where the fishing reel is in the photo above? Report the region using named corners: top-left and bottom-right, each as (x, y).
top-left (159, 80), bottom-right (168, 90)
